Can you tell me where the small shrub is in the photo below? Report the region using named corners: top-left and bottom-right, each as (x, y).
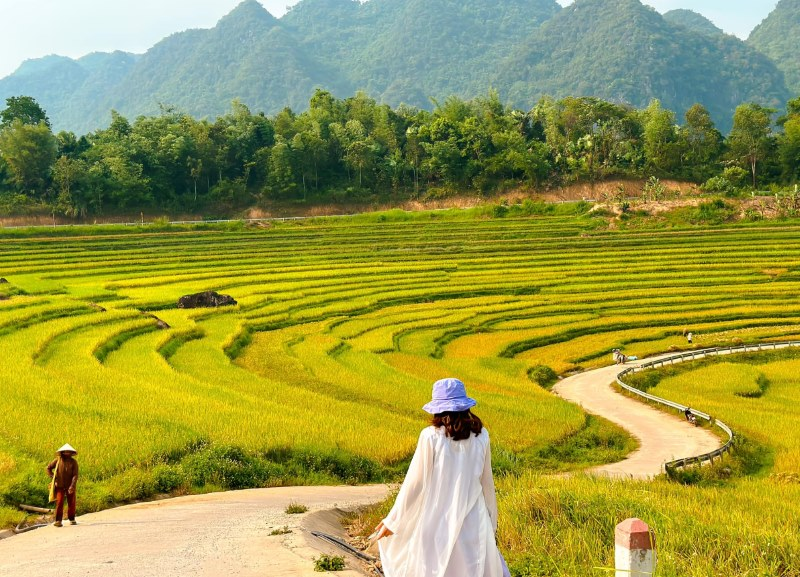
top-left (424, 186), bottom-right (457, 200)
top-left (80, 483), bottom-right (114, 513)
top-left (515, 199), bottom-right (554, 216)
top-left (492, 203), bottom-right (509, 218)
top-left (285, 502), bottom-right (308, 514)
top-left (152, 464), bottom-right (184, 493)
top-left (701, 176), bottom-right (734, 195)
top-left (314, 554), bottom-right (345, 572)
top-left (1, 472), bottom-right (49, 508)
top-left (667, 437), bottom-right (772, 485)
top-left (744, 208), bottom-right (762, 221)
top-left (107, 468), bottom-right (156, 502)
top-left (271, 447), bottom-right (382, 484)
top-left (691, 199), bottom-right (737, 224)
top-left (528, 365), bottom-right (558, 389)
top-left (642, 176), bottom-right (666, 202)
top-left (224, 220), bottom-right (245, 232)
top-left (269, 526), bottom-right (292, 535)
top-left (722, 166), bottom-right (749, 188)
top-left (0, 505), bottom-right (26, 528)
top-left (182, 445), bottom-right (272, 490)
top-left (701, 167), bottom-right (749, 196)
top-left (623, 370), bottom-right (666, 392)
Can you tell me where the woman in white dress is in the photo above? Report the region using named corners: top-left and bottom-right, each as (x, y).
top-left (373, 378), bottom-right (510, 577)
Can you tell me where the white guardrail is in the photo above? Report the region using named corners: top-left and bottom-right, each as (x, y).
top-left (616, 341), bottom-right (800, 472)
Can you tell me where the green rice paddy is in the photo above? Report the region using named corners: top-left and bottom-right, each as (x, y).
top-left (1, 209), bottom-right (800, 574)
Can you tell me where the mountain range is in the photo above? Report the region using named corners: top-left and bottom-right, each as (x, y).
top-left (0, 0), bottom-right (797, 135)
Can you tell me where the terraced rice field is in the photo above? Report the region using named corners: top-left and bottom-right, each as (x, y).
top-left (495, 346), bottom-right (800, 577)
top-left (644, 351), bottom-right (800, 475)
top-left (2, 216), bottom-right (800, 474)
top-left (2, 212), bottom-right (800, 572)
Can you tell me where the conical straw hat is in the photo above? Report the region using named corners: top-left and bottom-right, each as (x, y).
top-left (56, 443), bottom-right (77, 455)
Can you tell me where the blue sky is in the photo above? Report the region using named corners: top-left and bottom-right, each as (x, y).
top-left (0, 0), bottom-right (781, 79)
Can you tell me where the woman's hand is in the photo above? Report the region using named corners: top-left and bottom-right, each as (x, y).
top-left (369, 521), bottom-right (394, 542)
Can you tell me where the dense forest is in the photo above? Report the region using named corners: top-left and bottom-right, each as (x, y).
top-left (1, 0), bottom-right (797, 135)
top-left (1, 89), bottom-right (799, 218)
top-left (749, 0), bottom-right (800, 96)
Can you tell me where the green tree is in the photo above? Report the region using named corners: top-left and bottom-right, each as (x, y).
top-left (1, 96), bottom-right (51, 128)
top-left (678, 103), bottom-right (722, 179)
top-left (778, 101), bottom-right (800, 183)
top-left (265, 139), bottom-right (297, 198)
top-left (52, 156), bottom-right (92, 217)
top-left (727, 103), bottom-right (775, 188)
top-left (0, 120), bottom-right (58, 196)
top-left (642, 100), bottom-right (679, 173)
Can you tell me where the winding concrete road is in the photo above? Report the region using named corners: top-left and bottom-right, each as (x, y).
top-left (0, 357), bottom-right (723, 575)
top-left (0, 485), bottom-right (389, 577)
top-left (553, 360), bottom-right (721, 479)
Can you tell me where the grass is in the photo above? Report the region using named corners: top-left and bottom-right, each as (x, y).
top-left (2, 210), bottom-right (800, 573)
top-left (313, 554), bottom-right (346, 572)
top-left (496, 474), bottom-right (800, 577)
top-left (286, 502), bottom-right (309, 514)
top-left (0, 506), bottom-right (26, 529)
top-left (628, 348), bottom-right (800, 475)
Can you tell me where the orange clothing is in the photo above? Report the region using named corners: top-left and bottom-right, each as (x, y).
top-left (53, 488), bottom-right (77, 522)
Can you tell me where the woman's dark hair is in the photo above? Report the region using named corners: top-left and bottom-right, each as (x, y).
top-left (432, 410), bottom-right (483, 441)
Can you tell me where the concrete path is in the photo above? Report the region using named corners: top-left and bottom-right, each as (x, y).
top-left (0, 357), bottom-right (724, 575)
top-left (553, 360), bottom-right (721, 479)
top-left (0, 485), bottom-right (389, 577)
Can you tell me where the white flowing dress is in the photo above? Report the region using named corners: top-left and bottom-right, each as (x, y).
top-left (379, 426), bottom-right (506, 577)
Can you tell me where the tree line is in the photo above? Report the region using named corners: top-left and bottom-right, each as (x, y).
top-left (0, 90), bottom-right (799, 217)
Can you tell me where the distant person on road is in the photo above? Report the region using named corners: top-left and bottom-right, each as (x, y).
top-left (373, 378), bottom-right (510, 577)
top-left (46, 443), bottom-right (79, 527)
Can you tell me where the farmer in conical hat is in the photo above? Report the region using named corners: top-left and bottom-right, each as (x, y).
top-left (46, 444), bottom-right (79, 527)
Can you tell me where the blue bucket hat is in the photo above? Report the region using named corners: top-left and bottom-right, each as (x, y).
top-left (423, 378), bottom-right (477, 414)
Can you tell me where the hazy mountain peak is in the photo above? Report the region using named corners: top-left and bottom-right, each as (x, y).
top-left (567, 0), bottom-right (651, 12)
top-left (498, 0), bottom-right (788, 133)
top-left (218, 0), bottom-right (278, 26)
top-left (749, 0), bottom-right (800, 92)
top-left (13, 55), bottom-right (76, 77)
top-left (664, 9), bottom-right (724, 36)
top-left (0, 0), bottom-right (792, 134)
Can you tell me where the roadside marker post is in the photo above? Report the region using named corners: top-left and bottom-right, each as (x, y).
top-left (615, 518), bottom-right (655, 577)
